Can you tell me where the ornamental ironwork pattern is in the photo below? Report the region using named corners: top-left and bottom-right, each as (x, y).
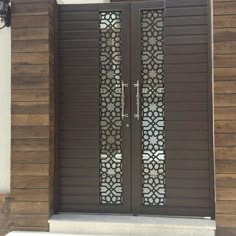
top-left (99, 12), bottom-right (123, 205)
top-left (141, 9), bottom-right (166, 206)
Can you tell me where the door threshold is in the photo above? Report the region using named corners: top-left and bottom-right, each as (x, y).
top-left (49, 213), bottom-right (216, 236)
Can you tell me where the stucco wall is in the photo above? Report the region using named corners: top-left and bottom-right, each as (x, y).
top-left (0, 28), bottom-right (11, 194)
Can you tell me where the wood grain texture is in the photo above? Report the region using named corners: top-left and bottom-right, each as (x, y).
top-left (216, 174), bottom-right (236, 188)
top-left (214, 1), bottom-right (236, 15)
top-left (11, 176), bottom-right (49, 189)
top-left (215, 108), bottom-right (236, 121)
top-left (11, 2), bottom-right (50, 16)
top-left (0, 195), bottom-right (10, 236)
top-left (217, 227), bottom-right (236, 236)
top-left (214, 28), bottom-right (236, 42)
top-left (214, 0), bottom-right (236, 235)
top-left (12, 76), bottom-right (49, 90)
top-left (12, 28), bottom-right (49, 40)
top-left (12, 53), bottom-right (49, 65)
top-left (11, 202), bottom-right (49, 214)
top-left (10, 0), bottom-right (55, 232)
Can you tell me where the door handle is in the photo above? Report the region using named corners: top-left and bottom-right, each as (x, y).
top-left (134, 80), bottom-right (140, 120)
top-left (121, 80), bottom-right (128, 120)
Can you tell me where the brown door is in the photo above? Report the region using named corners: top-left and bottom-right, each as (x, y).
top-left (57, 2), bottom-right (131, 213)
top-left (131, 0), bottom-right (213, 216)
top-left (57, 0), bottom-right (214, 217)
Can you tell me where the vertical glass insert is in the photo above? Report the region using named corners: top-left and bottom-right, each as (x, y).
top-left (99, 12), bottom-right (123, 205)
top-left (141, 9), bottom-right (166, 206)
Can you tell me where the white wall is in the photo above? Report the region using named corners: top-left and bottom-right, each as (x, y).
top-left (0, 27), bottom-right (11, 193)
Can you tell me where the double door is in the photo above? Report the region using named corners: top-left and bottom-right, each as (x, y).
top-left (57, 0), bottom-right (213, 217)
top-left (99, 1), bottom-right (166, 214)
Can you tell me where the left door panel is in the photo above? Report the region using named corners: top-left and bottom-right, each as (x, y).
top-left (57, 3), bottom-right (131, 213)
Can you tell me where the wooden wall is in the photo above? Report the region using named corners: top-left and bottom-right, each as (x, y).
top-left (214, 0), bottom-right (236, 235)
top-left (0, 194), bottom-right (10, 236)
top-left (10, 0), bottom-right (55, 231)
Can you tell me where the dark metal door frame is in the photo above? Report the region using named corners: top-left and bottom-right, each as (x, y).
top-left (56, 0), bottom-right (214, 217)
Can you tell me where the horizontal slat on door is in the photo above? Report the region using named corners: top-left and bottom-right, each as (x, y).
top-left (60, 159), bottom-right (99, 168)
top-left (165, 93), bottom-right (208, 102)
top-left (60, 196), bottom-right (99, 205)
top-left (165, 130), bottom-right (208, 140)
top-left (165, 102), bottom-right (207, 111)
top-left (167, 198), bottom-right (210, 208)
top-left (60, 168), bottom-right (99, 177)
top-left (165, 111), bottom-right (207, 121)
top-left (165, 16), bottom-right (207, 26)
top-left (165, 25), bottom-right (208, 36)
top-left (165, 83), bottom-right (208, 92)
top-left (165, 0), bottom-right (207, 8)
top-left (60, 177), bottom-right (99, 187)
top-left (166, 170), bottom-right (209, 179)
top-left (165, 73), bottom-right (208, 83)
top-left (167, 179), bottom-right (209, 188)
top-left (166, 121), bottom-right (208, 130)
top-left (59, 48), bottom-right (99, 57)
top-left (60, 21), bottom-right (99, 30)
top-left (166, 150), bottom-right (209, 160)
top-left (60, 12), bottom-right (98, 21)
top-left (165, 6), bottom-right (207, 17)
top-left (59, 4), bottom-right (98, 12)
top-left (60, 186), bottom-right (99, 195)
top-left (166, 53), bottom-right (208, 64)
top-left (166, 160), bottom-right (209, 170)
top-left (60, 58), bottom-right (98, 66)
top-left (59, 30), bottom-right (99, 40)
top-left (59, 40), bottom-right (98, 48)
top-left (165, 44), bottom-right (208, 54)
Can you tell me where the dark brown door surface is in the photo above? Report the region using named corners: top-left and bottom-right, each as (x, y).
top-left (57, 0), bottom-right (214, 217)
top-left (131, 0), bottom-right (213, 217)
top-left (57, 2), bottom-right (131, 213)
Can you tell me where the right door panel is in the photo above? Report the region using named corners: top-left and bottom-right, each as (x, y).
top-left (131, 0), bottom-right (213, 217)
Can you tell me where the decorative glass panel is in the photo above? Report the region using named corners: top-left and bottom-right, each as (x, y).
top-left (99, 12), bottom-right (123, 205)
top-left (141, 9), bottom-right (166, 206)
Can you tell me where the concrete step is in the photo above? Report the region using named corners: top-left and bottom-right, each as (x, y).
top-left (7, 232), bottom-right (102, 236)
top-left (49, 214), bottom-right (216, 236)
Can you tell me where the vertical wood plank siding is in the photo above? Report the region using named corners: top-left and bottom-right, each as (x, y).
top-left (214, 0), bottom-right (236, 235)
top-left (10, 0), bottom-right (55, 231)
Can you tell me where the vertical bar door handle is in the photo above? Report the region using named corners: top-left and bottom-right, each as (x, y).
top-left (121, 80), bottom-right (129, 120)
top-left (134, 80), bottom-right (140, 120)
